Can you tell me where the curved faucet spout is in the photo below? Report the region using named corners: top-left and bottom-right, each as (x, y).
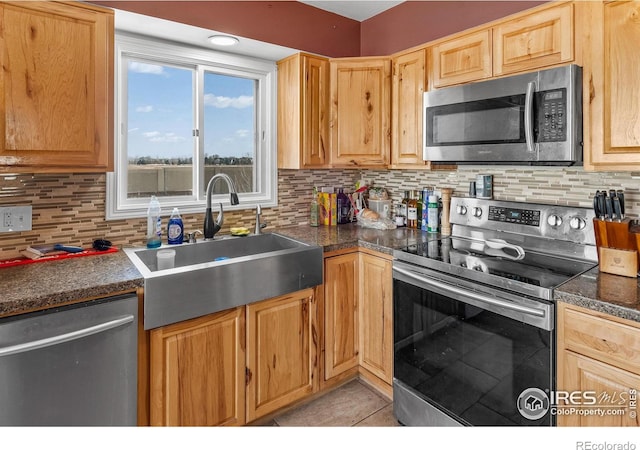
top-left (203, 173), bottom-right (239, 239)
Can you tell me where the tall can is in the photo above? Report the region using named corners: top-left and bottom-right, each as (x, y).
top-left (421, 188), bottom-right (432, 231)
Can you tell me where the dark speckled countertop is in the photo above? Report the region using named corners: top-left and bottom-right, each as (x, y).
top-left (2, 222), bottom-right (639, 323)
top-left (554, 267), bottom-right (640, 322)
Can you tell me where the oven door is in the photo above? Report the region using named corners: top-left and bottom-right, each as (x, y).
top-left (393, 261), bottom-right (554, 426)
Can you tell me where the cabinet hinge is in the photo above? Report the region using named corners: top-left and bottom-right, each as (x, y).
top-left (245, 367), bottom-right (252, 385)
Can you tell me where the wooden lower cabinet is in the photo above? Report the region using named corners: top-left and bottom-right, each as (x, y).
top-left (149, 307), bottom-right (246, 426)
top-left (323, 251), bottom-right (360, 381)
top-left (557, 302), bottom-right (640, 426)
top-left (359, 251), bottom-right (393, 388)
top-left (245, 288), bottom-right (318, 421)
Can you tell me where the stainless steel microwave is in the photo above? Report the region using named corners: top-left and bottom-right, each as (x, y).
top-left (423, 64), bottom-right (582, 165)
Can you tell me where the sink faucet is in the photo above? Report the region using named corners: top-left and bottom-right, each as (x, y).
top-left (255, 205), bottom-right (267, 235)
top-left (204, 173), bottom-right (239, 239)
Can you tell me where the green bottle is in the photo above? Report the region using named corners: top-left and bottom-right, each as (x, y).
top-left (310, 187), bottom-right (319, 227)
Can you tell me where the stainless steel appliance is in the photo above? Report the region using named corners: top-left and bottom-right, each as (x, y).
top-left (423, 64), bottom-right (582, 165)
top-left (392, 197), bottom-right (598, 426)
top-left (0, 294), bottom-right (138, 426)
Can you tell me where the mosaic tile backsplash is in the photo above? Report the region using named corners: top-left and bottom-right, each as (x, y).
top-left (0, 166), bottom-right (639, 260)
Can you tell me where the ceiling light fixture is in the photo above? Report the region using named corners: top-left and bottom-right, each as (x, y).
top-left (208, 35), bottom-right (239, 46)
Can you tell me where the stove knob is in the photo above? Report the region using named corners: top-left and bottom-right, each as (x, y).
top-left (472, 207), bottom-right (483, 218)
top-left (569, 216), bottom-right (586, 230)
top-left (547, 214), bottom-right (563, 227)
top-left (456, 205), bottom-right (467, 215)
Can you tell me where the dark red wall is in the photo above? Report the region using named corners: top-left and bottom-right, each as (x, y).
top-left (92, 1), bottom-right (547, 58)
top-left (361, 1), bottom-right (547, 56)
top-left (92, 1), bottom-right (362, 57)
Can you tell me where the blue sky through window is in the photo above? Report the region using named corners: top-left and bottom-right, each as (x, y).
top-left (126, 60), bottom-right (255, 160)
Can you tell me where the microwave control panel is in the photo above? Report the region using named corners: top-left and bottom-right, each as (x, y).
top-left (537, 88), bottom-right (566, 142)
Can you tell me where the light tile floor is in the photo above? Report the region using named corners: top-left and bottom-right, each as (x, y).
top-left (266, 379), bottom-right (400, 427)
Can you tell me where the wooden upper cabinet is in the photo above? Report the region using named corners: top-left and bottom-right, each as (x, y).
top-left (0, 1), bottom-right (113, 172)
top-left (493, 2), bottom-right (574, 76)
top-left (149, 307), bottom-right (246, 427)
top-left (277, 53), bottom-right (330, 169)
top-left (245, 289), bottom-right (317, 422)
top-left (391, 49), bottom-right (427, 168)
top-left (430, 29), bottom-right (492, 88)
top-left (583, 0), bottom-right (640, 170)
top-left (329, 57), bottom-right (390, 167)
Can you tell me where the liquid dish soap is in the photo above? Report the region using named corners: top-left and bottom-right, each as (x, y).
top-left (146, 195), bottom-right (162, 248)
top-left (167, 207), bottom-right (184, 245)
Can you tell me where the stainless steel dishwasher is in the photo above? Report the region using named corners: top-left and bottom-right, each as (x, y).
top-left (0, 294), bottom-right (138, 426)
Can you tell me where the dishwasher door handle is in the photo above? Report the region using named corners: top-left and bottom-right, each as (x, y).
top-left (0, 315), bottom-right (135, 357)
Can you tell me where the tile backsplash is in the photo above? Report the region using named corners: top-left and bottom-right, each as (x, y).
top-left (0, 166), bottom-right (639, 260)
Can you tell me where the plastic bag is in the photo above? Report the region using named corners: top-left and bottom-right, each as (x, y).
top-left (356, 209), bottom-right (397, 230)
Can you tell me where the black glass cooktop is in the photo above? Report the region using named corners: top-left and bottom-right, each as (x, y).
top-left (395, 236), bottom-right (597, 292)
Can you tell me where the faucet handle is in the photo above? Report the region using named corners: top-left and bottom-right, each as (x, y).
top-left (186, 230), bottom-right (203, 243)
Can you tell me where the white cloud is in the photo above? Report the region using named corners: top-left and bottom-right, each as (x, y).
top-left (204, 94), bottom-right (253, 109)
top-left (136, 105), bottom-right (154, 113)
top-left (235, 129), bottom-right (250, 138)
top-left (128, 128), bottom-right (139, 133)
top-left (222, 137), bottom-right (234, 143)
top-left (128, 61), bottom-right (165, 75)
top-left (145, 132), bottom-right (187, 143)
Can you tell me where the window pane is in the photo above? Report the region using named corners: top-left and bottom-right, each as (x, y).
top-left (126, 60), bottom-right (194, 199)
top-left (203, 72), bottom-right (256, 194)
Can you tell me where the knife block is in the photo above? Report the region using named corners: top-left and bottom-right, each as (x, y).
top-left (593, 218), bottom-right (639, 277)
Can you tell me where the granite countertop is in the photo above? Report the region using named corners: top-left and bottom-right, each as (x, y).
top-left (0, 251), bottom-right (143, 318)
top-left (2, 222), bottom-right (639, 323)
top-left (554, 267), bottom-right (640, 323)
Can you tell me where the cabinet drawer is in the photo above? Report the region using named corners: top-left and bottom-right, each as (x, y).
top-left (562, 306), bottom-right (640, 375)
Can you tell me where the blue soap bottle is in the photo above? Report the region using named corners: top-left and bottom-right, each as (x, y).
top-left (167, 207), bottom-right (184, 245)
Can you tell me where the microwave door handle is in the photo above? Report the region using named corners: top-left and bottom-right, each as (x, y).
top-left (524, 81), bottom-right (536, 153)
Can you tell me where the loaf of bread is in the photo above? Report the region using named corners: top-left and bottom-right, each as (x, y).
top-left (361, 208), bottom-right (380, 220)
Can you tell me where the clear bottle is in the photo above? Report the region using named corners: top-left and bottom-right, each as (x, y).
top-left (146, 195), bottom-right (162, 248)
top-left (167, 207), bottom-right (184, 245)
top-left (310, 186), bottom-right (319, 227)
top-left (407, 190), bottom-right (418, 228)
top-left (401, 190), bottom-right (410, 226)
top-left (428, 195), bottom-right (439, 233)
top-left (421, 188), bottom-right (432, 231)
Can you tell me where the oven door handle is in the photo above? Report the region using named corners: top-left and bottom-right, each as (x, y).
top-left (393, 266), bottom-right (546, 318)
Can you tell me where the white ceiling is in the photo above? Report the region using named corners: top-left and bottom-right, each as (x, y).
top-left (299, 1), bottom-right (405, 21)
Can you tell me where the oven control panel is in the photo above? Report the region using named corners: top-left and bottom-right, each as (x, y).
top-left (449, 197), bottom-right (596, 246)
top-left (488, 206), bottom-right (540, 226)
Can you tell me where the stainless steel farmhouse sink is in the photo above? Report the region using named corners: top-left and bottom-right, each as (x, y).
top-left (124, 233), bottom-right (323, 329)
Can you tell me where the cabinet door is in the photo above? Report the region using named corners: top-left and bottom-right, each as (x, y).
top-left (583, 1), bottom-right (640, 170)
top-left (277, 53), bottom-right (329, 169)
top-left (559, 351), bottom-right (640, 427)
top-left (493, 2), bottom-right (573, 76)
top-left (329, 57), bottom-right (390, 167)
top-left (0, 1), bottom-right (113, 172)
top-left (359, 252), bottom-right (393, 386)
top-left (324, 252), bottom-right (359, 380)
top-left (246, 288), bottom-right (317, 421)
top-left (430, 29), bottom-right (492, 88)
top-left (391, 49), bottom-right (427, 168)
top-left (149, 307), bottom-right (246, 426)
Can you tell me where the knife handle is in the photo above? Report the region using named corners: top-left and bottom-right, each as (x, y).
top-left (617, 190), bottom-right (625, 217)
top-left (605, 196), bottom-right (613, 220)
top-left (613, 196), bottom-right (622, 221)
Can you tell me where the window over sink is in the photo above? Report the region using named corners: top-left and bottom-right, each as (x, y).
top-left (107, 32), bottom-right (277, 219)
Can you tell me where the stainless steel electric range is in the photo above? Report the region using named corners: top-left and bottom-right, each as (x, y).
top-left (392, 197), bottom-right (598, 426)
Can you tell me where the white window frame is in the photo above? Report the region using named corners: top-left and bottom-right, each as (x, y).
top-left (106, 32), bottom-right (277, 220)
